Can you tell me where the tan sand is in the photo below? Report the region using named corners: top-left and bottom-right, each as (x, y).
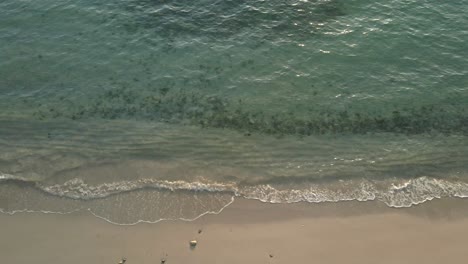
top-left (1, 198), bottom-right (468, 264)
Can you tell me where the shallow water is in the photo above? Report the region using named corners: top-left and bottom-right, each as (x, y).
top-left (0, 0), bottom-right (467, 224)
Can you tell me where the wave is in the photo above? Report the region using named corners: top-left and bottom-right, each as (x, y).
top-left (1, 175), bottom-right (465, 208)
top-left (2, 173), bottom-right (468, 224)
top-left (0, 173), bottom-right (28, 181)
top-left (241, 177), bottom-right (468, 208)
top-left (39, 178), bottom-right (237, 200)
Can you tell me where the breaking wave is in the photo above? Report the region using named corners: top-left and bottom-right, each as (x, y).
top-left (241, 177), bottom-right (468, 208)
top-left (3, 172), bottom-right (468, 224)
top-left (2, 175), bottom-right (466, 208)
top-left (40, 178), bottom-right (236, 200)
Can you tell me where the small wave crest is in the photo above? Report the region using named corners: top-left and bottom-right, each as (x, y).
top-left (39, 178), bottom-right (238, 200)
top-left (0, 173), bottom-right (30, 181)
top-left (381, 177), bottom-right (468, 207)
top-left (240, 177), bottom-right (468, 208)
top-left (3, 173), bottom-right (468, 209)
top-left (240, 181), bottom-right (377, 204)
top-left (29, 176), bottom-right (468, 208)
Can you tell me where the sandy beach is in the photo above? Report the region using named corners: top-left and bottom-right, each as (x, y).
top-left (2, 198), bottom-right (468, 264)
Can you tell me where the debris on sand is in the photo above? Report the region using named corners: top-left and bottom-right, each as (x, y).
top-left (189, 240), bottom-right (198, 249)
top-left (118, 257), bottom-right (127, 264)
top-left (198, 229), bottom-right (203, 234)
top-left (269, 254), bottom-right (274, 258)
top-left (161, 253), bottom-right (168, 263)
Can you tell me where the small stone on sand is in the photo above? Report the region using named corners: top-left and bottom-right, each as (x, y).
top-left (189, 240), bottom-right (197, 248)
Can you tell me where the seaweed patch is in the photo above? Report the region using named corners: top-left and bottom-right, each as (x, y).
top-left (32, 88), bottom-right (468, 136)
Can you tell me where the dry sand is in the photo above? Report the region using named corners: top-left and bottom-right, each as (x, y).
top-left (2, 198), bottom-right (468, 264)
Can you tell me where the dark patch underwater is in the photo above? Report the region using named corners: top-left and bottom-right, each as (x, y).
top-left (31, 87), bottom-right (468, 136)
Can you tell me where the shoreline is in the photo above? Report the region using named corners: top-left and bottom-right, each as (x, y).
top-left (2, 198), bottom-right (468, 263)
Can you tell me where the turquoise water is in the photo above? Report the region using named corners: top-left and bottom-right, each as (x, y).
top-left (0, 0), bottom-right (467, 224)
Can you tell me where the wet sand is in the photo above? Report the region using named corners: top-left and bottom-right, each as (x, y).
top-left (2, 198), bottom-right (468, 264)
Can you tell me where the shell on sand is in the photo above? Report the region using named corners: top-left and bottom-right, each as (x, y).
top-left (189, 240), bottom-right (197, 247)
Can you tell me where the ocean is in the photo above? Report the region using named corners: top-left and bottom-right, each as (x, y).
top-left (0, 0), bottom-right (467, 224)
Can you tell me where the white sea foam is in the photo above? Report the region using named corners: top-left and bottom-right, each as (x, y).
top-left (0, 173), bottom-right (20, 180)
top-left (4, 175), bottom-right (468, 225)
top-left (39, 178), bottom-right (238, 200)
top-left (240, 177), bottom-right (468, 208)
top-left (3, 170), bottom-right (468, 226)
top-left (34, 176), bottom-right (468, 208)
top-left (2, 173), bottom-right (468, 225)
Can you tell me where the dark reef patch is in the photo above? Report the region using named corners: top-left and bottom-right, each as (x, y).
top-left (32, 88), bottom-right (468, 136)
